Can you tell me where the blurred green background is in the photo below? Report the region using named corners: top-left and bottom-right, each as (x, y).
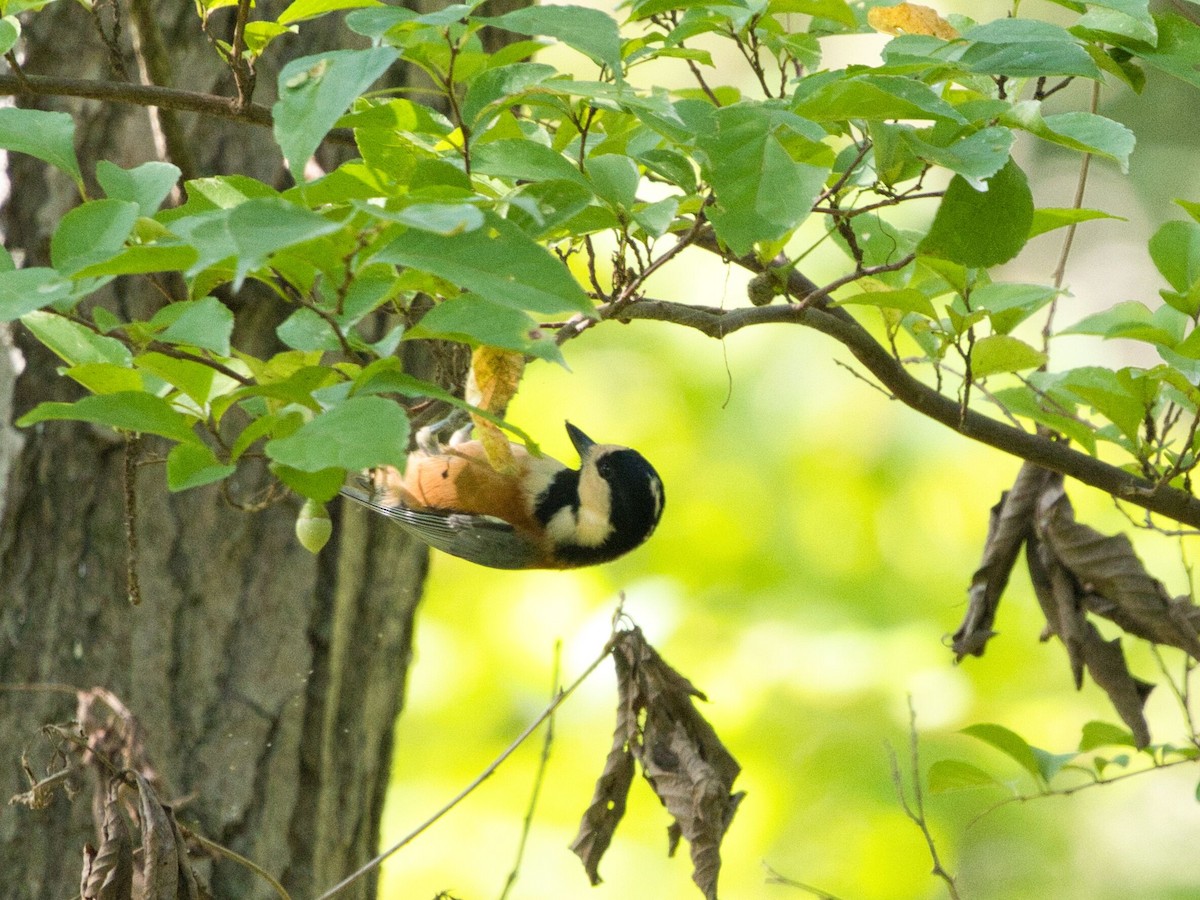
top-left (377, 3), bottom-right (1200, 898)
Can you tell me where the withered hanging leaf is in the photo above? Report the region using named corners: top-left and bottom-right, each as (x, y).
top-left (1028, 536), bottom-right (1153, 747)
top-left (573, 627), bottom-right (742, 900)
top-left (1036, 481), bottom-right (1200, 659)
top-left (466, 346), bottom-right (525, 475)
top-left (953, 463), bottom-right (1055, 659)
top-left (569, 726), bottom-right (636, 884)
top-left (132, 772), bottom-right (201, 900)
top-left (81, 782), bottom-right (133, 900)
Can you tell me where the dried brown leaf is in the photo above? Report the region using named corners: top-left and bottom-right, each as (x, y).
top-left (953, 463), bottom-right (1055, 659)
top-left (569, 738), bottom-right (635, 884)
top-left (132, 772), bottom-right (201, 900)
top-left (1028, 534), bottom-right (1153, 746)
top-left (1036, 482), bottom-right (1200, 658)
top-left (573, 627), bottom-right (742, 898)
top-left (82, 782), bottom-right (133, 900)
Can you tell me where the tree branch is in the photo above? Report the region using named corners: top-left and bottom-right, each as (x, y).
top-left (599, 296), bottom-right (1200, 528)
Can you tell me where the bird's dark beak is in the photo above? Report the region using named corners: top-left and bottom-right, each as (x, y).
top-left (565, 422), bottom-right (595, 458)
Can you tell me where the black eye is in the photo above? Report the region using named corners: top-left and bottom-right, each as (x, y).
top-left (596, 457), bottom-right (612, 476)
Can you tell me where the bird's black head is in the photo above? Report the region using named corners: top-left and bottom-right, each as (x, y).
top-left (536, 423), bottom-right (664, 566)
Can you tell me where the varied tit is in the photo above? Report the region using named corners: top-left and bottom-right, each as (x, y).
top-left (339, 422), bottom-right (664, 569)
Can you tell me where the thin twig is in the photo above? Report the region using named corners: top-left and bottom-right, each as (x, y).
top-left (315, 635), bottom-right (618, 899)
top-left (888, 698), bottom-right (960, 900)
top-left (498, 643), bottom-right (562, 900)
top-left (763, 863), bottom-right (847, 899)
top-left (185, 828), bottom-right (293, 900)
top-left (123, 434), bottom-right (142, 605)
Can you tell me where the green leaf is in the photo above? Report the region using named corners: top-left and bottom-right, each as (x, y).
top-left (74, 243), bottom-right (199, 279)
top-left (0, 267), bottom-right (72, 320)
top-left (21, 310), bottom-right (131, 366)
top-left (50, 199), bottom-right (140, 275)
top-left (970, 334), bottom-right (1047, 377)
top-left (461, 62), bottom-right (558, 128)
top-left (927, 759), bottom-right (1000, 793)
top-left (482, 6), bottom-right (623, 74)
top-left (1062, 301), bottom-right (1179, 347)
top-left (167, 442), bottom-right (236, 491)
top-left (96, 160), bottom-right (181, 216)
top-left (697, 104), bottom-right (832, 256)
top-left (0, 107), bottom-right (82, 189)
top-left (969, 283), bottom-right (1058, 334)
top-left (367, 201), bottom-right (485, 236)
top-left (65, 362), bottom-right (143, 395)
top-left (1136, 14), bottom-right (1200, 89)
top-left (835, 288), bottom-right (937, 319)
top-left (1149, 220), bottom-right (1200, 294)
top-left (991, 385), bottom-right (1097, 453)
top-left (151, 297), bottom-right (235, 356)
top-left (960, 722), bottom-right (1046, 784)
top-left (373, 214), bottom-right (593, 315)
top-left (1029, 207), bottom-right (1123, 239)
top-left (1052, 366), bottom-right (1147, 440)
top-left (1079, 720), bottom-right (1138, 752)
top-left (764, 0), bottom-right (854, 26)
top-left (470, 139), bottom-right (589, 186)
top-left (899, 126), bottom-right (1013, 187)
top-left (265, 395), bottom-right (409, 471)
top-left (271, 463), bottom-right (346, 502)
top-left (1002, 102), bottom-right (1135, 173)
top-left (793, 74), bottom-right (967, 124)
top-left (135, 351), bottom-right (228, 408)
top-left (277, 308), bottom-right (341, 352)
top-left (919, 159), bottom-right (1033, 267)
top-left (226, 197), bottom-right (342, 288)
top-left (17, 391), bottom-right (198, 442)
top-left (959, 19), bottom-right (1100, 78)
top-left (0, 16), bottom-right (19, 55)
top-left (278, 0), bottom-right (380, 25)
top-left (586, 154), bottom-right (640, 210)
top-left (274, 47), bottom-right (400, 176)
top-left (407, 294), bottom-right (564, 362)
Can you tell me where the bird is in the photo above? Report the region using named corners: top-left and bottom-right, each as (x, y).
top-left (340, 422), bottom-right (664, 569)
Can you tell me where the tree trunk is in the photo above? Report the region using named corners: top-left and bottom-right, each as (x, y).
top-left (0, 7), bottom-right (427, 899)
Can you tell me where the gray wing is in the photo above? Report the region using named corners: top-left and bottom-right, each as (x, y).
top-left (339, 486), bottom-right (538, 569)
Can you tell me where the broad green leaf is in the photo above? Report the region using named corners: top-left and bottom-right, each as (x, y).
top-left (503, 179), bottom-right (596, 238)
top-left (461, 62), bottom-right (558, 128)
top-left (1003, 103), bottom-right (1135, 173)
top-left (373, 214), bottom-right (593, 315)
top-left (152, 297), bottom-right (235, 355)
top-left (278, 0), bottom-right (380, 25)
top-left (0, 267), bottom-right (72, 320)
top-left (65, 362), bottom-right (143, 395)
top-left (50, 200), bottom-right (140, 275)
top-left (959, 19), bottom-right (1100, 78)
top-left (482, 6), bottom-right (623, 74)
top-left (969, 283), bottom-right (1058, 334)
top-left (1074, 4), bottom-right (1157, 46)
top-left (927, 759), bottom-right (1000, 793)
top-left (406, 294), bottom-right (564, 362)
top-left (1079, 720), bottom-right (1138, 752)
top-left (961, 722), bottom-right (1046, 784)
top-left (0, 107), bottom-right (82, 189)
top-left (835, 288), bottom-right (937, 319)
top-left (1134, 15), bottom-right (1200, 89)
top-left (96, 160), bottom-right (181, 216)
top-left (135, 351), bottom-right (229, 408)
top-left (227, 197), bottom-right (342, 288)
top-left (793, 74), bottom-right (967, 124)
top-left (919, 159), bottom-right (1033, 267)
top-left (1029, 207), bottom-right (1123, 239)
top-left (764, 0), bottom-right (854, 27)
top-left (361, 201), bottom-right (485, 236)
top-left (17, 391), bottom-right (198, 443)
top-left (899, 126), bottom-right (1013, 187)
top-left (697, 104), bottom-right (832, 256)
top-left (470, 139), bottom-right (588, 185)
top-left (21, 310), bottom-right (131, 366)
top-left (1149, 220), bottom-right (1200, 294)
top-left (632, 196), bottom-right (679, 237)
top-left (970, 334), bottom-right (1047, 377)
top-left (636, 148), bottom-right (696, 193)
top-left (271, 463), bottom-right (346, 502)
top-left (0, 16), bottom-right (19, 55)
top-left (1062, 301), bottom-right (1179, 347)
top-left (167, 442), bottom-right (236, 491)
top-left (586, 154), bottom-right (640, 210)
top-left (242, 21), bottom-right (298, 57)
top-left (277, 307), bottom-right (341, 352)
top-left (992, 385), bottom-right (1097, 453)
top-left (74, 243), bottom-right (199, 279)
top-left (274, 47), bottom-right (400, 176)
top-left (265, 395), bottom-right (409, 471)
top-left (1051, 366), bottom-right (1147, 440)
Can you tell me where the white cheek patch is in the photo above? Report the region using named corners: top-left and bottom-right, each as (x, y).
top-left (574, 505), bottom-right (614, 547)
top-left (544, 506), bottom-right (578, 543)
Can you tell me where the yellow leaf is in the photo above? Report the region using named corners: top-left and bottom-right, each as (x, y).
top-left (466, 346), bottom-right (525, 474)
top-left (867, 3), bottom-right (959, 39)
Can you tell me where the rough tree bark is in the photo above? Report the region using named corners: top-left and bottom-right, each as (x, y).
top-left (0, 8), bottom-right (431, 899)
